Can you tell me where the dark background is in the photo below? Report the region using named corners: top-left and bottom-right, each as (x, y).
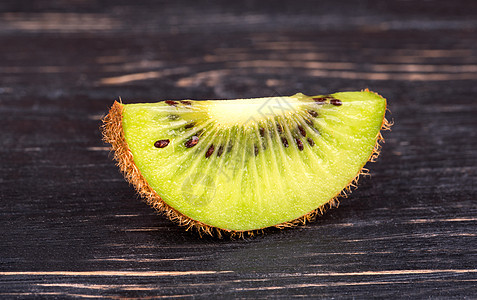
top-left (1, 0), bottom-right (476, 298)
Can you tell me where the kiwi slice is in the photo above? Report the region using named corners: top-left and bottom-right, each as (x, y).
top-left (102, 89), bottom-right (391, 237)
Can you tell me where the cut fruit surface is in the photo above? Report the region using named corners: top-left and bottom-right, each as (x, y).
top-left (102, 90), bottom-right (390, 236)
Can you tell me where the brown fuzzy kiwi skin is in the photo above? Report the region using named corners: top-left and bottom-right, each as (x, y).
top-left (101, 91), bottom-right (392, 239)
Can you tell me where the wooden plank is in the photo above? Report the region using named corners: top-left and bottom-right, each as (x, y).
top-left (1, 0), bottom-right (476, 298)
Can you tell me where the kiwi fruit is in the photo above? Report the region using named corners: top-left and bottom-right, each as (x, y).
top-left (102, 89), bottom-right (391, 237)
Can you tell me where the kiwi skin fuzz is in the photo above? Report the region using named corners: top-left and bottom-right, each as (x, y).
top-left (101, 90), bottom-right (392, 238)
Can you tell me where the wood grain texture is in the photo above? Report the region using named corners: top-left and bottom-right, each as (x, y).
top-left (1, 0), bottom-right (476, 298)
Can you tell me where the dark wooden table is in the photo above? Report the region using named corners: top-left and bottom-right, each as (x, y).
top-left (1, 1), bottom-right (476, 298)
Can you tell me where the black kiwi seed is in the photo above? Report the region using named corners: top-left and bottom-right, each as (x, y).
top-left (205, 144), bottom-right (215, 158)
top-left (154, 139), bottom-right (170, 148)
top-left (184, 122), bottom-right (195, 129)
top-left (185, 136), bottom-right (199, 148)
top-left (281, 137), bottom-right (289, 148)
top-left (276, 122), bottom-right (283, 134)
top-left (217, 145), bottom-right (224, 157)
top-left (305, 118), bottom-right (314, 127)
top-left (313, 97), bottom-right (327, 103)
top-left (298, 125), bottom-right (306, 137)
top-left (180, 100), bottom-right (192, 106)
top-left (227, 143), bottom-right (233, 153)
top-left (254, 145), bottom-right (259, 156)
top-left (168, 114), bottom-right (179, 120)
top-left (330, 99), bottom-right (342, 106)
top-left (307, 137), bottom-right (315, 146)
top-left (295, 138), bottom-right (304, 151)
top-left (308, 110), bottom-right (318, 117)
top-left (259, 127), bottom-right (265, 137)
top-left (165, 100), bottom-right (178, 106)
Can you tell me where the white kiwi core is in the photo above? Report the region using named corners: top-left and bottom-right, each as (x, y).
top-left (207, 97), bottom-right (304, 127)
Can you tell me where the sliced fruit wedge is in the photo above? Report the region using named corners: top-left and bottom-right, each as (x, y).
top-left (102, 90), bottom-right (391, 236)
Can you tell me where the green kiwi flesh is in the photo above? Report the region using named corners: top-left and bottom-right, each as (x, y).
top-left (102, 90), bottom-right (390, 236)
